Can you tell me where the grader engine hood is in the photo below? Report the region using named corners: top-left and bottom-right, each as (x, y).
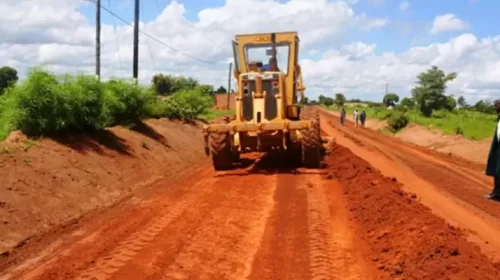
top-left (240, 72), bottom-right (280, 122)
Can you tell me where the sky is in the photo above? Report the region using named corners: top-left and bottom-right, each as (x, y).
top-left (0, 0), bottom-right (499, 103)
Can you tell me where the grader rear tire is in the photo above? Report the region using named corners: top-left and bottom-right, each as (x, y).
top-left (208, 115), bottom-right (236, 171)
top-left (300, 107), bottom-right (321, 168)
top-left (209, 132), bottom-right (233, 170)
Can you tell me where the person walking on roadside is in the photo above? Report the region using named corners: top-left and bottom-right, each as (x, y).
top-left (360, 110), bottom-right (366, 127)
top-left (485, 99), bottom-right (500, 200)
top-left (340, 108), bottom-right (346, 126)
top-left (353, 109), bottom-right (359, 127)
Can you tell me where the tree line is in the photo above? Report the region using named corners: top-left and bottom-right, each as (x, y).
top-left (151, 73), bottom-right (228, 96)
top-left (313, 65), bottom-right (497, 116)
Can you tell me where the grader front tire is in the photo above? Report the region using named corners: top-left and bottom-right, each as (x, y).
top-left (300, 107), bottom-right (321, 168)
top-left (209, 132), bottom-right (233, 171)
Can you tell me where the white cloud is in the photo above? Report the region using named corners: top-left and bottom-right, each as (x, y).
top-left (399, 1), bottom-right (409, 12)
top-left (0, 0), bottom-right (498, 103)
top-left (301, 33), bottom-right (500, 102)
top-left (430, 14), bottom-right (469, 34)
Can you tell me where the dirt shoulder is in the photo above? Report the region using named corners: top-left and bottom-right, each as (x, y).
top-left (324, 143), bottom-right (500, 279)
top-left (323, 108), bottom-right (492, 165)
top-left (0, 119), bottom-right (207, 255)
top-left (320, 110), bottom-right (500, 262)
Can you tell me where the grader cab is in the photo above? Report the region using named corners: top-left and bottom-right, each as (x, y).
top-left (202, 31), bottom-right (321, 170)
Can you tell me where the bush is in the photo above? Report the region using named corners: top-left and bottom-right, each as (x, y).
top-left (387, 112), bottom-right (409, 132)
top-left (155, 87), bottom-right (214, 120)
top-left (14, 69), bottom-right (74, 135)
top-left (0, 87), bottom-right (20, 139)
top-left (381, 110), bottom-right (394, 120)
top-left (10, 69), bottom-right (158, 136)
top-left (103, 80), bottom-right (156, 126)
top-left (61, 74), bottom-right (107, 130)
top-left (0, 68), bottom-right (215, 141)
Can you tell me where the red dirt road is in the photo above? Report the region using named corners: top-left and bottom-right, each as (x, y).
top-left (1, 112), bottom-right (500, 279)
top-left (320, 108), bottom-right (500, 260)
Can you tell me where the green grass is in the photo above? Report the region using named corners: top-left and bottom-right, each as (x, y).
top-left (327, 105), bottom-right (496, 140)
top-left (198, 109), bottom-right (235, 120)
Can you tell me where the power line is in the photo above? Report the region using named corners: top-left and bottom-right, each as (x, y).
top-left (142, 0), bottom-right (157, 70)
top-left (83, 0), bottom-right (217, 64)
top-left (152, 0), bottom-right (233, 38)
top-left (107, 0), bottom-right (123, 71)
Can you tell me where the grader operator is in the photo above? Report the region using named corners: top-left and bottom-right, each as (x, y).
top-left (202, 31), bottom-right (321, 170)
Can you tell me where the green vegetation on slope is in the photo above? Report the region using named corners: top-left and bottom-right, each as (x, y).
top-left (315, 65), bottom-right (497, 140)
top-left (328, 105), bottom-right (495, 140)
top-left (0, 67), bottom-right (218, 141)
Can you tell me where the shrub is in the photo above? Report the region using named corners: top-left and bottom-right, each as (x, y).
top-left (14, 69), bottom-right (73, 135)
top-left (103, 79), bottom-right (156, 126)
top-left (381, 110), bottom-right (393, 120)
top-left (0, 68), bottom-right (214, 141)
top-left (11, 69), bottom-right (158, 136)
top-left (387, 111), bottom-right (409, 132)
top-left (60, 74), bottom-right (107, 130)
top-left (0, 87), bottom-right (20, 139)
top-left (156, 87), bottom-right (214, 120)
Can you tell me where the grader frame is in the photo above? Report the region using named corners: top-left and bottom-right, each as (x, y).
top-left (202, 31), bottom-right (321, 170)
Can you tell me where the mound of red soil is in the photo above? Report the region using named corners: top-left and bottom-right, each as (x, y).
top-left (0, 119), bottom-right (207, 255)
top-left (324, 144), bottom-right (500, 279)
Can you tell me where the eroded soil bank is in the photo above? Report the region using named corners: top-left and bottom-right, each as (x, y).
top-left (0, 119), bottom-right (207, 255)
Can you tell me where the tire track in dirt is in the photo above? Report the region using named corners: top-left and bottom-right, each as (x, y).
top-left (248, 167), bottom-right (370, 280)
top-left (15, 167), bottom-right (218, 280)
top-left (305, 175), bottom-right (337, 280)
top-left (158, 173), bottom-right (277, 280)
top-left (74, 176), bottom-right (220, 280)
top-left (304, 173), bottom-right (367, 280)
top-left (104, 185), bottom-right (229, 280)
top-left (247, 172), bottom-right (310, 280)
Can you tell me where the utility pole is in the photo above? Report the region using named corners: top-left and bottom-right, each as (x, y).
top-left (227, 62), bottom-right (232, 110)
top-left (133, 0), bottom-right (140, 83)
top-left (95, 0), bottom-right (101, 80)
top-left (385, 83), bottom-right (388, 95)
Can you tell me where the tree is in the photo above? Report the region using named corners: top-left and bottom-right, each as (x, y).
top-left (215, 86), bottom-right (227, 93)
top-left (198, 85), bottom-right (214, 95)
top-left (151, 74), bottom-right (199, 95)
top-left (334, 93), bottom-right (346, 106)
top-left (473, 100), bottom-right (496, 114)
top-left (318, 95), bottom-right (326, 104)
top-left (317, 95), bottom-right (334, 106)
top-left (0, 66), bottom-right (18, 94)
top-left (382, 93), bottom-right (399, 107)
top-left (400, 97), bottom-right (415, 108)
top-left (445, 96), bottom-right (457, 111)
top-left (411, 65), bottom-right (457, 117)
top-left (152, 74), bottom-right (176, 95)
top-left (457, 96), bottom-right (468, 108)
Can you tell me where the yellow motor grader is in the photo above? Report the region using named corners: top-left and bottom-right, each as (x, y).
top-left (202, 31), bottom-right (321, 170)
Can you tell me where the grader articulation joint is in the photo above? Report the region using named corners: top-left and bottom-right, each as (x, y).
top-left (202, 31), bottom-right (322, 171)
